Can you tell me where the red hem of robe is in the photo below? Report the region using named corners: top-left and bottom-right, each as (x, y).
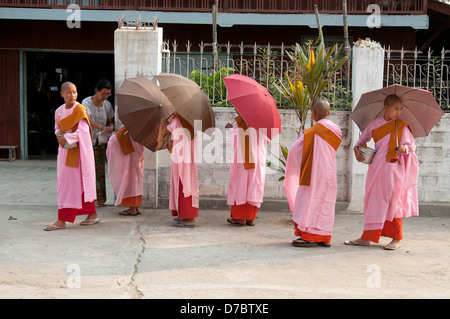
top-left (361, 218), bottom-right (403, 243)
top-left (171, 180), bottom-right (198, 219)
top-left (58, 193), bottom-right (96, 223)
top-left (294, 222), bottom-right (332, 243)
top-left (230, 203), bottom-right (259, 220)
top-left (120, 195), bottom-right (142, 208)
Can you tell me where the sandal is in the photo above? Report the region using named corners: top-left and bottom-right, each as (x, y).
top-left (43, 224), bottom-right (66, 231)
top-left (292, 239), bottom-right (317, 247)
top-left (227, 218), bottom-right (246, 225)
top-left (119, 211), bottom-right (138, 216)
top-left (246, 220), bottom-right (255, 226)
top-left (384, 242), bottom-right (401, 250)
top-left (171, 221), bottom-right (195, 228)
top-left (80, 217), bottom-right (101, 226)
top-left (344, 240), bottom-right (370, 246)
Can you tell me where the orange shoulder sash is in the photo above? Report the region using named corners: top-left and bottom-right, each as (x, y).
top-left (235, 115), bottom-right (255, 170)
top-left (372, 119), bottom-right (411, 163)
top-left (300, 123), bottom-right (341, 186)
top-left (116, 126), bottom-right (135, 156)
top-left (59, 103), bottom-right (91, 167)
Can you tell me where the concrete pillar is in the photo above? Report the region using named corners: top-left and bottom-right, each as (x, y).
top-left (114, 26), bottom-right (163, 208)
top-left (348, 44), bottom-right (385, 212)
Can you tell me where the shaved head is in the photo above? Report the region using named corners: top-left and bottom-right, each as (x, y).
top-left (311, 99), bottom-right (330, 120)
top-left (384, 94), bottom-right (402, 107)
top-left (61, 81), bottom-right (76, 92)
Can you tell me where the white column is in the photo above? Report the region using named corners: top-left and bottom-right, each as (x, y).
top-left (114, 26), bottom-right (163, 208)
top-left (348, 44), bottom-right (385, 212)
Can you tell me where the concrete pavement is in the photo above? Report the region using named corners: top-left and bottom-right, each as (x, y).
top-left (0, 158), bottom-right (449, 299)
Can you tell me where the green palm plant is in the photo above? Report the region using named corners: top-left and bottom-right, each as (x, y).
top-left (266, 145), bottom-right (289, 181)
top-left (269, 38), bottom-right (348, 179)
top-left (275, 38), bottom-right (348, 136)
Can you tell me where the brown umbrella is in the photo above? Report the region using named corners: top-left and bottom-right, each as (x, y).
top-left (116, 76), bottom-right (175, 151)
top-left (351, 84), bottom-right (444, 138)
top-left (155, 73), bottom-right (215, 133)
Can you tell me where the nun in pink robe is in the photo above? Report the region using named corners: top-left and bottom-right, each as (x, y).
top-left (353, 116), bottom-right (419, 243)
top-left (226, 115), bottom-right (270, 226)
top-left (284, 118), bottom-right (342, 245)
top-left (106, 126), bottom-right (144, 214)
top-left (54, 102), bottom-right (97, 224)
top-left (168, 115), bottom-right (199, 227)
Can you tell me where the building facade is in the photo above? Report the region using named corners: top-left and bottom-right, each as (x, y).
top-left (0, 0), bottom-right (447, 159)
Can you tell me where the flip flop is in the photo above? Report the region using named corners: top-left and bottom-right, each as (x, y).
top-left (226, 218), bottom-right (246, 225)
top-left (80, 217), bottom-right (101, 226)
top-left (318, 242), bottom-right (331, 248)
top-left (43, 224), bottom-right (66, 231)
top-left (384, 243), bottom-right (401, 250)
top-left (119, 211), bottom-right (138, 216)
top-left (344, 240), bottom-right (370, 246)
top-left (291, 239), bottom-right (317, 247)
top-left (246, 220), bottom-right (255, 226)
top-left (171, 221), bottom-right (195, 228)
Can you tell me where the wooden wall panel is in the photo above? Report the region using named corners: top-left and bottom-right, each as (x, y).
top-left (0, 49), bottom-right (21, 158)
top-left (0, 20), bottom-right (116, 51)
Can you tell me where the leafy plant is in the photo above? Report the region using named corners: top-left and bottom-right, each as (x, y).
top-left (266, 145), bottom-right (289, 181)
top-left (268, 37), bottom-right (348, 179)
top-left (189, 67), bottom-right (235, 106)
top-left (274, 37), bottom-right (348, 136)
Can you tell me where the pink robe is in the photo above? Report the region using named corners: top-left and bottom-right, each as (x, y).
top-left (54, 102), bottom-right (96, 209)
top-left (227, 123), bottom-right (270, 208)
top-left (168, 116), bottom-right (199, 211)
top-left (284, 119), bottom-right (342, 237)
top-left (356, 117), bottom-right (419, 231)
top-left (106, 131), bottom-right (144, 206)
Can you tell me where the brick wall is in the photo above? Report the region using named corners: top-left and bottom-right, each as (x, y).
top-left (415, 113), bottom-right (450, 202)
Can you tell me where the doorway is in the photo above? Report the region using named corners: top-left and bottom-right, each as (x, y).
top-left (25, 51), bottom-right (114, 158)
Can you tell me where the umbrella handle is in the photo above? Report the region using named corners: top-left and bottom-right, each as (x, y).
top-left (166, 112), bottom-right (175, 121)
top-left (395, 119), bottom-right (399, 148)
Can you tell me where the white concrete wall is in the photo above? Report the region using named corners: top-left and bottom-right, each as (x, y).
top-left (348, 45), bottom-right (385, 212)
top-left (415, 114), bottom-right (450, 202)
top-left (112, 28), bottom-right (449, 211)
top-left (114, 26), bottom-right (163, 208)
top-left (146, 108), bottom-right (450, 211)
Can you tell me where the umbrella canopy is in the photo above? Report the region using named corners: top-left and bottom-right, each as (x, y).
top-left (351, 84), bottom-right (444, 138)
top-left (223, 74), bottom-right (281, 140)
top-left (116, 76), bottom-right (175, 151)
top-left (155, 73), bottom-right (215, 133)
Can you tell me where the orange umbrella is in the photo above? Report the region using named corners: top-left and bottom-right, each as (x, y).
top-left (116, 76), bottom-right (175, 151)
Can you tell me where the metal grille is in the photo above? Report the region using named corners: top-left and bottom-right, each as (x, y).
top-left (385, 46), bottom-right (450, 110)
top-left (161, 40), bottom-right (352, 110)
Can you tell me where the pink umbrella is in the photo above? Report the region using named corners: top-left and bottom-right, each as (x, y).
top-left (351, 84), bottom-right (444, 138)
top-left (223, 74), bottom-right (281, 140)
